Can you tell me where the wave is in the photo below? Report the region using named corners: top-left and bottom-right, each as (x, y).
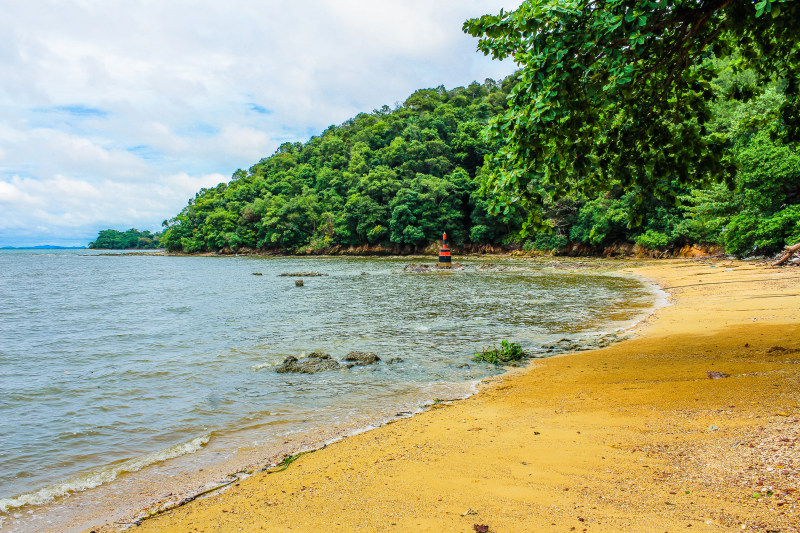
top-left (0, 435), bottom-right (210, 513)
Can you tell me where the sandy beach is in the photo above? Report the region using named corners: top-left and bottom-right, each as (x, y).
top-left (97, 259), bottom-right (800, 532)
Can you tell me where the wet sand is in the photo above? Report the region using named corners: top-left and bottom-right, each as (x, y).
top-left (97, 259), bottom-right (800, 532)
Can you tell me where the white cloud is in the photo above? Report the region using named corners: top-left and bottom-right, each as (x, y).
top-left (0, 0), bottom-right (520, 246)
top-left (218, 125), bottom-right (275, 161)
top-left (0, 171), bottom-right (225, 245)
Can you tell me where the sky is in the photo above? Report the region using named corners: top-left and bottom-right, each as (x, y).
top-left (0, 0), bottom-right (520, 247)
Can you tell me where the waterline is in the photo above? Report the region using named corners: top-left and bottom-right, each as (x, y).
top-left (0, 252), bottom-right (657, 532)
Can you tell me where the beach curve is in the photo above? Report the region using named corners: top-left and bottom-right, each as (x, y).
top-left (94, 259), bottom-right (800, 533)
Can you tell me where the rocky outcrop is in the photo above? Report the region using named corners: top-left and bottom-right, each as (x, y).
top-left (403, 263), bottom-right (463, 273)
top-left (279, 272), bottom-right (328, 277)
top-left (272, 350), bottom-right (388, 373)
top-left (275, 351), bottom-right (340, 373)
top-left (475, 263), bottom-right (532, 272)
top-left (342, 351), bottom-right (381, 365)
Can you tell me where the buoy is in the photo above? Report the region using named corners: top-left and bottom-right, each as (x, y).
top-left (438, 232), bottom-right (451, 268)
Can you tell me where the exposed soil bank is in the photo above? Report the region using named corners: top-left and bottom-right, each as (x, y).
top-left (201, 241), bottom-right (726, 258)
top-left (97, 259), bottom-right (800, 533)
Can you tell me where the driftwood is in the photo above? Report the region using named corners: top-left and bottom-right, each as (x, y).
top-left (772, 243), bottom-right (800, 266)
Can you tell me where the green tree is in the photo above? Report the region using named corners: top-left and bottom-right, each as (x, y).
top-left (464, 0), bottom-right (800, 229)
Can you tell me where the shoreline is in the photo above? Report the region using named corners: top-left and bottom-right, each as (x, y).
top-left (95, 258), bottom-right (800, 532)
top-left (95, 260), bottom-right (661, 530)
top-left (1, 255), bottom-right (654, 533)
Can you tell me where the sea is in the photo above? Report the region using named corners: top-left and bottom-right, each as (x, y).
top-left (0, 249), bottom-right (659, 532)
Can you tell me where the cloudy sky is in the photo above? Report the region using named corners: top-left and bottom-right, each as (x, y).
top-left (0, 1), bottom-right (520, 247)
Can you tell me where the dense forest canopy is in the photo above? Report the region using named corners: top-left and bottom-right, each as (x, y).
top-left (161, 80), bottom-right (526, 254)
top-left (463, 0), bottom-right (800, 229)
top-left (89, 229), bottom-right (161, 249)
top-left (159, 1), bottom-right (799, 259)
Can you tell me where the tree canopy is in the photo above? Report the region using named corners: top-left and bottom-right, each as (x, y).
top-left (157, 70), bottom-right (799, 258)
top-left (463, 0), bottom-right (800, 229)
top-left (160, 81), bottom-right (527, 253)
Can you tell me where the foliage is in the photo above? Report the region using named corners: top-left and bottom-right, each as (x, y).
top-left (161, 80), bottom-right (527, 252)
top-left (522, 232), bottom-right (569, 251)
top-left (506, 56), bottom-right (800, 257)
top-left (463, 0), bottom-right (800, 230)
top-left (678, 97), bottom-right (800, 257)
top-left (474, 340), bottom-right (527, 365)
top-left (160, 59), bottom-right (799, 258)
top-left (633, 229), bottom-right (669, 249)
top-left (89, 228), bottom-right (161, 249)
top-left (722, 205), bottom-right (800, 257)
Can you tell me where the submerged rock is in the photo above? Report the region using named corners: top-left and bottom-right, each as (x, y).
top-left (275, 351), bottom-right (340, 374)
top-left (342, 351), bottom-right (381, 365)
top-left (540, 338), bottom-right (580, 353)
top-left (476, 263), bottom-right (512, 272)
top-left (403, 263), bottom-right (463, 273)
top-left (539, 333), bottom-right (632, 354)
top-left (385, 357), bottom-right (404, 364)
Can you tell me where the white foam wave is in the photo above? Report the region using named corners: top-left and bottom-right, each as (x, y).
top-left (0, 435), bottom-right (210, 513)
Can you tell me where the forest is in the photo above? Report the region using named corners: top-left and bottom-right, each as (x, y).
top-left (160, 1), bottom-right (799, 259)
top-left (159, 74), bottom-right (798, 258)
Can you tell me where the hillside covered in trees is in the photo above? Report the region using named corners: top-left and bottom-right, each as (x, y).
top-left (161, 73), bottom-right (799, 258)
top-left (161, 80), bottom-right (523, 254)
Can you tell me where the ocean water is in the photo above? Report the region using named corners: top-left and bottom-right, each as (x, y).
top-left (0, 250), bottom-right (656, 531)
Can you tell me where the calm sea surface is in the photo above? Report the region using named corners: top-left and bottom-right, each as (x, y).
top-left (0, 250), bottom-right (657, 531)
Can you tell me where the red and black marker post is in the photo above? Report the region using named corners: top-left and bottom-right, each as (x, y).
top-left (438, 232), bottom-right (451, 268)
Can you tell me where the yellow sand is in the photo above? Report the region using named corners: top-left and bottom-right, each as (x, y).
top-left (108, 260), bottom-right (800, 532)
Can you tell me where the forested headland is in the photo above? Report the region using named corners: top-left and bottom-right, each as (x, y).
top-left (161, 80), bottom-right (523, 255)
top-left (89, 228), bottom-right (161, 249)
top-left (160, 1), bottom-right (799, 259)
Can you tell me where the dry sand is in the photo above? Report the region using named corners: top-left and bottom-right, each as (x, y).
top-left (98, 259), bottom-right (800, 532)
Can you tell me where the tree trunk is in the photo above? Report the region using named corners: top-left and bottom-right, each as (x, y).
top-left (771, 243), bottom-right (800, 266)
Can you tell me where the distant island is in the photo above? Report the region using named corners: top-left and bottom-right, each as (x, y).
top-left (1, 245), bottom-right (86, 250)
top-left (89, 229), bottom-right (162, 249)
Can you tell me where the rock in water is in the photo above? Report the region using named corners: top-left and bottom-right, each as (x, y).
top-left (342, 351), bottom-right (381, 365)
top-left (403, 263), bottom-right (463, 273)
top-left (295, 279), bottom-right (304, 287)
top-left (275, 351), bottom-right (340, 373)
